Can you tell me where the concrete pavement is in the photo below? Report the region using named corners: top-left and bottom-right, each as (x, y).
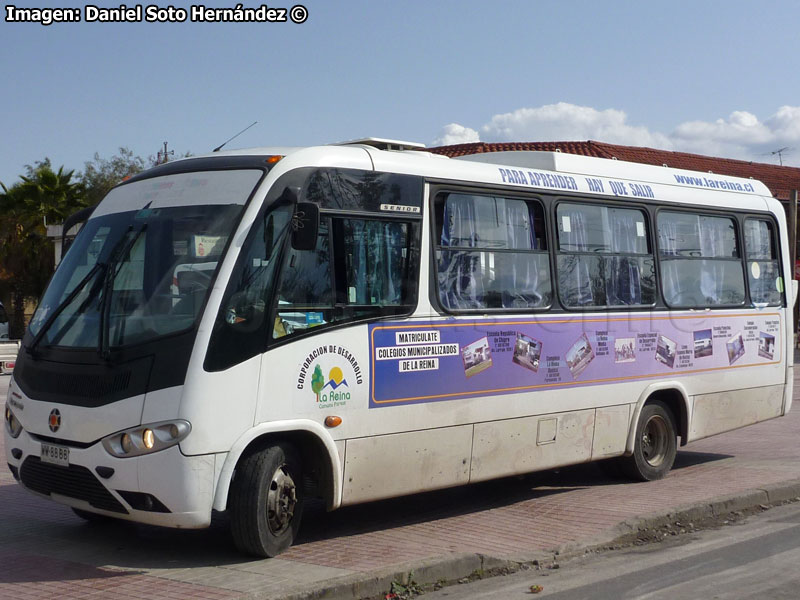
top-left (3, 365), bottom-right (800, 599)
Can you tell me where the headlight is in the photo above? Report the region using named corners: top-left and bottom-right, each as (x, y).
top-left (4, 405), bottom-right (22, 439)
top-left (142, 428), bottom-right (155, 449)
top-left (102, 420), bottom-right (191, 458)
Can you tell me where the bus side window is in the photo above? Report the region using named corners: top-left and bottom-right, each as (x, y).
top-left (744, 219), bottom-right (782, 306)
top-left (339, 219), bottom-right (411, 307)
top-left (435, 193), bottom-right (552, 312)
top-left (555, 203), bottom-right (655, 309)
top-left (272, 216), bottom-right (419, 339)
top-left (273, 219), bottom-right (333, 338)
top-left (658, 212), bottom-right (745, 308)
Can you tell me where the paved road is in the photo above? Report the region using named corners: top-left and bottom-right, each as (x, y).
top-left (3, 368), bottom-right (800, 599)
top-left (420, 501), bottom-right (800, 599)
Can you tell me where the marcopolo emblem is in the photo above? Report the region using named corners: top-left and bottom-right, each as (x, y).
top-left (48, 409), bottom-right (61, 433)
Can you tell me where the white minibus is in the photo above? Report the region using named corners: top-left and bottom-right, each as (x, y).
top-left (4, 139), bottom-right (794, 556)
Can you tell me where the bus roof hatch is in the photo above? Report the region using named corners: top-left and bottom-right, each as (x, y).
top-left (333, 137), bottom-right (426, 151)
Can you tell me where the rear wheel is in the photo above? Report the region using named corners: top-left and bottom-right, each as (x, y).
top-left (623, 400), bottom-right (677, 481)
top-left (229, 443), bottom-right (304, 557)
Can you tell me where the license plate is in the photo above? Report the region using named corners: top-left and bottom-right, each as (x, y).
top-left (41, 443), bottom-right (70, 467)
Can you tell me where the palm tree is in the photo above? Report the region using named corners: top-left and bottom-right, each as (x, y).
top-left (0, 162), bottom-right (88, 338)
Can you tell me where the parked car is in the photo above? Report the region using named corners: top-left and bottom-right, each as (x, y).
top-left (0, 341), bottom-right (18, 375)
top-left (0, 301), bottom-right (8, 340)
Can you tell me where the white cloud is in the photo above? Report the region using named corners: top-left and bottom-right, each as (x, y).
top-left (431, 123), bottom-right (480, 146)
top-left (480, 102), bottom-right (673, 149)
top-left (433, 103), bottom-right (800, 166)
top-left (671, 110), bottom-right (774, 158)
top-left (767, 106), bottom-right (800, 140)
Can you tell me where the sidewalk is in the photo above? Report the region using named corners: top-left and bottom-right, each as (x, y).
top-left (2, 364), bottom-right (800, 599)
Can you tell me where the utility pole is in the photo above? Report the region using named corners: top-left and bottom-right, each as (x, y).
top-left (157, 141), bottom-right (174, 165)
top-left (792, 189), bottom-right (799, 342)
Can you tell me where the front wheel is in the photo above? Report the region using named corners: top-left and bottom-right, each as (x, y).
top-left (622, 400), bottom-right (677, 481)
top-left (229, 443), bottom-right (304, 557)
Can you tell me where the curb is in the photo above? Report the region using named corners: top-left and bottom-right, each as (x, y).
top-left (257, 554), bottom-right (518, 600)
top-left (263, 478), bottom-right (800, 600)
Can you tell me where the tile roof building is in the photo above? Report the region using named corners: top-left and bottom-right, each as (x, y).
top-left (427, 141), bottom-right (800, 204)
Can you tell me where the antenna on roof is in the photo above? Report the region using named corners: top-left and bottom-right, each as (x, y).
top-left (213, 121), bottom-right (258, 152)
top-left (765, 146), bottom-right (793, 166)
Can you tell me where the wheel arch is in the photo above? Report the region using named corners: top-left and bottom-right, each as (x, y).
top-left (625, 383), bottom-right (690, 454)
top-left (212, 420), bottom-right (342, 512)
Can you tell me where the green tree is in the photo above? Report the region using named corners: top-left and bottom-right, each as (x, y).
top-left (0, 161), bottom-right (88, 337)
top-left (311, 364), bottom-right (325, 401)
top-left (78, 147), bottom-right (146, 207)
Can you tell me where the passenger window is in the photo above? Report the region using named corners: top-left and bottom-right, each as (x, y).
top-left (657, 212), bottom-right (745, 307)
top-left (435, 193), bottom-right (551, 311)
top-left (744, 219), bottom-right (782, 305)
top-left (555, 203), bottom-right (655, 308)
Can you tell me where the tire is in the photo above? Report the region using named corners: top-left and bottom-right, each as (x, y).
top-left (229, 443), bottom-right (304, 557)
top-left (622, 400), bottom-right (677, 481)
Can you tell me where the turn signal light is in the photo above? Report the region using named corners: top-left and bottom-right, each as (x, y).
top-left (4, 406), bottom-right (22, 438)
top-left (324, 416), bottom-right (342, 428)
top-left (266, 155), bottom-right (283, 164)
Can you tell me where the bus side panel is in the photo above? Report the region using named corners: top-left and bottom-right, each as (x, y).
top-left (470, 409), bottom-right (595, 482)
top-left (341, 425), bottom-right (471, 505)
top-left (784, 365), bottom-right (793, 415)
top-left (592, 404), bottom-right (631, 458)
top-left (689, 384), bottom-right (784, 441)
top-left (180, 356), bottom-right (262, 455)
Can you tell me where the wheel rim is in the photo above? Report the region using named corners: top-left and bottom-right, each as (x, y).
top-left (266, 463), bottom-right (297, 536)
top-left (641, 415), bottom-right (669, 467)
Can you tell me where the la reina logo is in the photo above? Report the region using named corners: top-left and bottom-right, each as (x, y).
top-left (311, 365), bottom-right (351, 406)
top-left (296, 343), bottom-right (364, 407)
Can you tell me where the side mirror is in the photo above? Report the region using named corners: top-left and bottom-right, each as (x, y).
top-left (291, 201), bottom-right (320, 251)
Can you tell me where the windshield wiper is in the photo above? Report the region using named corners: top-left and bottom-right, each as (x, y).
top-left (98, 224), bottom-right (148, 360)
top-left (27, 260), bottom-right (107, 357)
top-left (27, 223), bottom-right (147, 358)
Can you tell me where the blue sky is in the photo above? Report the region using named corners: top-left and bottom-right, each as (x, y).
top-left (2, 0), bottom-right (800, 186)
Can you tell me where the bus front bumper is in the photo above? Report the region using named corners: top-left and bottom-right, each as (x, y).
top-left (5, 428), bottom-right (216, 528)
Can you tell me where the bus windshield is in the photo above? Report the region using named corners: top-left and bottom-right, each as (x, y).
top-left (28, 169), bottom-right (262, 351)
